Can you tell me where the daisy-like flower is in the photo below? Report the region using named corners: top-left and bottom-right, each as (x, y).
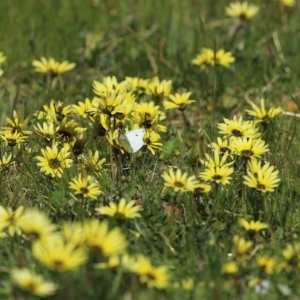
top-left (132, 255), bottom-right (169, 289)
top-left (163, 92), bottom-right (196, 111)
top-left (280, 243), bottom-right (300, 271)
top-left (92, 76), bottom-right (128, 96)
top-left (34, 122), bottom-right (58, 142)
top-left (36, 144), bottom-right (73, 178)
top-left (240, 219), bottom-right (268, 237)
top-left (3, 111), bottom-right (32, 136)
top-left (90, 90), bottom-right (135, 119)
top-left (69, 174), bottom-right (102, 200)
top-left (246, 99), bottom-right (283, 124)
top-left (280, 0), bottom-right (295, 7)
top-left (191, 48), bottom-right (215, 69)
top-left (232, 137), bottom-right (269, 158)
top-left (132, 101), bottom-right (166, 132)
top-left (61, 222), bottom-right (86, 248)
top-left (0, 206), bottom-right (24, 236)
top-left (33, 237), bottom-right (87, 272)
top-left (0, 131), bottom-right (27, 148)
top-left (193, 182), bottom-right (212, 194)
top-left (256, 256), bottom-right (276, 274)
top-left (200, 150), bottom-right (234, 168)
top-left (191, 48), bottom-right (235, 68)
top-left (0, 52), bottom-right (6, 65)
top-left (11, 268), bottom-right (58, 297)
top-left (20, 209), bottom-right (58, 245)
top-left (226, 2), bottom-right (259, 20)
top-left (82, 150), bottom-right (106, 172)
top-left (215, 49), bottom-right (235, 68)
top-left (243, 158), bottom-right (280, 193)
top-left (232, 235), bottom-right (253, 260)
top-left (32, 57), bottom-right (76, 75)
top-left (56, 118), bottom-right (86, 144)
top-left (222, 262), bottom-right (239, 275)
top-left (174, 278), bottom-right (194, 291)
top-left (72, 98), bottom-right (94, 118)
top-left (147, 76), bottom-right (172, 100)
top-left (0, 153), bottom-right (13, 171)
top-left (161, 169), bottom-right (197, 192)
top-left (83, 219), bottom-right (128, 256)
top-left (96, 198), bottom-right (142, 219)
top-left (223, 262), bottom-right (240, 277)
top-left (217, 116), bottom-right (258, 138)
top-left (199, 165), bottom-right (234, 185)
top-left (209, 137), bottom-right (234, 155)
top-left (143, 130), bottom-right (163, 155)
top-left (38, 100), bottom-right (73, 124)
top-left (125, 76), bottom-right (150, 96)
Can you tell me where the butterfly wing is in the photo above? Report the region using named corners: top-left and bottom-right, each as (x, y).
top-left (124, 128), bottom-right (145, 153)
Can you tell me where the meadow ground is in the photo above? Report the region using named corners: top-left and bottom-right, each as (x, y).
top-left (0, 0), bottom-right (300, 299)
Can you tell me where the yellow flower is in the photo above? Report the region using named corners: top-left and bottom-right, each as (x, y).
top-left (90, 90), bottom-right (135, 118)
top-left (0, 206), bottom-right (24, 236)
top-left (132, 101), bottom-right (166, 132)
top-left (226, 1), bottom-right (259, 19)
top-left (92, 76), bottom-right (128, 96)
top-left (0, 131), bottom-right (27, 148)
top-left (33, 237), bottom-right (87, 272)
top-left (222, 261), bottom-right (239, 274)
top-left (280, 243), bottom-right (300, 271)
top-left (256, 256), bottom-right (276, 274)
top-left (199, 150), bottom-right (234, 168)
top-left (163, 92), bottom-right (196, 111)
top-left (148, 76), bottom-right (172, 99)
top-left (36, 144), bottom-right (73, 178)
top-left (232, 137), bottom-right (269, 158)
top-left (243, 158), bottom-right (280, 193)
top-left (191, 48), bottom-right (235, 68)
top-left (3, 111), bottom-right (32, 136)
top-left (217, 116), bottom-right (258, 138)
top-left (193, 182), bottom-right (212, 194)
top-left (143, 130), bottom-right (163, 155)
top-left (20, 209), bottom-right (58, 244)
top-left (199, 165), bottom-right (234, 185)
top-left (132, 255), bottom-right (169, 289)
top-left (96, 198), bottom-right (142, 219)
top-left (232, 236), bottom-right (253, 259)
top-left (83, 219), bottom-right (127, 256)
top-left (0, 52), bottom-right (6, 65)
top-left (61, 222), bottom-right (86, 248)
top-left (32, 57), bottom-right (76, 75)
top-left (125, 76), bottom-right (150, 95)
top-left (240, 219), bottom-right (268, 236)
top-left (34, 122), bottom-right (59, 142)
top-left (0, 153), bottom-right (13, 171)
top-left (72, 98), bottom-right (94, 118)
top-left (280, 0), bottom-right (295, 7)
top-left (191, 48), bottom-right (214, 69)
top-left (162, 169), bottom-right (197, 192)
top-left (11, 268), bottom-right (58, 297)
top-left (246, 99), bottom-right (283, 124)
top-left (69, 174), bottom-right (102, 200)
top-left (56, 118), bottom-right (86, 144)
top-left (81, 150), bottom-right (106, 172)
top-left (209, 137), bottom-right (234, 155)
top-left (215, 49), bottom-right (235, 67)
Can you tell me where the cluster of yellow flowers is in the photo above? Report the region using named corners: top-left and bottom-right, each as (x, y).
top-left (161, 99), bottom-right (282, 194)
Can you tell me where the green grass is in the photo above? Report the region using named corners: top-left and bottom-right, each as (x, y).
top-left (1, 0), bottom-right (300, 299)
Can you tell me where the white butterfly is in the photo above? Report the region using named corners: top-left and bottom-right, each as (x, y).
top-left (118, 128), bottom-right (145, 153)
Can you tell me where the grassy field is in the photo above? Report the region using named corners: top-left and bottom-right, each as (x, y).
top-left (0, 0), bottom-right (300, 299)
